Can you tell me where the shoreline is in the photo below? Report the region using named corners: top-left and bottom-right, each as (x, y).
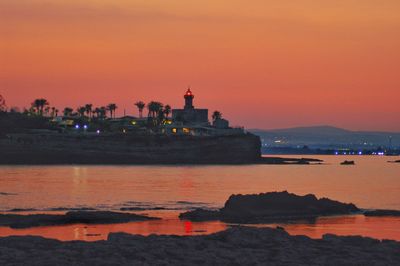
top-left (1, 226), bottom-right (399, 265)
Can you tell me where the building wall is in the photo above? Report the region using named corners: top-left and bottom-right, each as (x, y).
top-left (172, 108), bottom-right (208, 125)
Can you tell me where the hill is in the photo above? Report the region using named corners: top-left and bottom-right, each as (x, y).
top-left (250, 126), bottom-right (400, 149)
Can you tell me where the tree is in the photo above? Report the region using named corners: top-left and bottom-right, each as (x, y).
top-left (134, 101), bottom-right (146, 118)
top-left (93, 107), bottom-right (100, 118)
top-left (99, 106), bottom-right (107, 119)
top-left (32, 98), bottom-right (49, 116)
top-left (147, 101), bottom-right (163, 118)
top-left (85, 104), bottom-right (93, 118)
top-left (0, 94), bottom-right (6, 112)
top-left (212, 111), bottom-right (222, 122)
top-left (77, 106), bottom-right (86, 117)
top-left (107, 103), bottom-right (117, 119)
top-left (164, 105), bottom-right (171, 118)
top-left (51, 107), bottom-right (56, 117)
top-left (63, 107), bottom-right (73, 117)
top-left (147, 101), bottom-right (164, 127)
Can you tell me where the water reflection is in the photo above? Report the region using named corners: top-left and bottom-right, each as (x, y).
top-left (0, 214), bottom-right (399, 242)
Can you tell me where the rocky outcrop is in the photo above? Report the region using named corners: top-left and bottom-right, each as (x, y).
top-left (180, 191), bottom-right (359, 223)
top-left (364, 210), bottom-right (400, 217)
top-left (0, 211), bottom-right (159, 229)
top-left (0, 133), bottom-right (261, 164)
top-left (1, 227), bottom-right (399, 265)
top-left (178, 209), bottom-right (221, 221)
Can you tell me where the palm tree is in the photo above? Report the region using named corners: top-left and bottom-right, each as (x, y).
top-left (44, 106), bottom-right (50, 116)
top-left (164, 105), bottom-right (171, 118)
top-left (77, 106), bottom-right (86, 117)
top-left (134, 101), bottom-right (146, 118)
top-left (147, 101), bottom-right (164, 127)
top-left (63, 107), bottom-right (73, 117)
top-left (0, 94), bottom-right (7, 112)
top-left (51, 107), bottom-right (56, 117)
top-left (107, 103), bottom-right (117, 119)
top-left (99, 106), bottom-right (107, 119)
top-left (147, 101), bottom-right (163, 118)
top-left (85, 104), bottom-right (93, 118)
top-left (93, 107), bottom-right (100, 118)
top-left (32, 98), bottom-right (49, 116)
top-left (212, 111), bottom-right (222, 122)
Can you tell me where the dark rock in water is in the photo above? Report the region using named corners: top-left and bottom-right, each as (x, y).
top-left (364, 209), bottom-right (400, 217)
top-left (179, 191), bottom-right (359, 223)
top-left (341, 160), bottom-right (355, 165)
top-left (388, 160), bottom-right (400, 163)
top-left (0, 211), bottom-right (159, 229)
top-left (179, 209), bottom-right (220, 221)
top-left (220, 191), bottom-right (359, 223)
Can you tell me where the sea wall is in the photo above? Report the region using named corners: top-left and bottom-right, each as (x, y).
top-left (0, 133), bottom-right (261, 164)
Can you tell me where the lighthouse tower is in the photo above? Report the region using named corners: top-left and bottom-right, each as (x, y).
top-left (184, 88), bottom-right (194, 109)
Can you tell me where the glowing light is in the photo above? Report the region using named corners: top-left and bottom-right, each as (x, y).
top-left (172, 128), bottom-right (177, 133)
top-left (131, 121), bottom-right (136, 125)
top-left (183, 128), bottom-right (190, 134)
top-left (335, 152), bottom-right (339, 155)
top-left (83, 125), bottom-right (88, 129)
top-left (75, 125), bottom-right (80, 129)
top-left (96, 130), bottom-right (100, 134)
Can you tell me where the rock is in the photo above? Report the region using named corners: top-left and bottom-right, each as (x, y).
top-left (0, 211), bottom-right (159, 229)
top-left (179, 191), bottom-right (360, 223)
top-left (341, 160), bottom-right (355, 165)
top-left (179, 209), bottom-right (220, 221)
top-left (220, 191), bottom-right (359, 223)
top-left (364, 209), bottom-right (400, 217)
top-left (1, 227), bottom-right (399, 265)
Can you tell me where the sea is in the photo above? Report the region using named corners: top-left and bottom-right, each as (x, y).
top-left (1, 155), bottom-right (399, 241)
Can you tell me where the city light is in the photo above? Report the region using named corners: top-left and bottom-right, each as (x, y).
top-left (75, 125), bottom-right (79, 129)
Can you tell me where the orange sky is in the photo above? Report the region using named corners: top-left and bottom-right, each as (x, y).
top-left (1, 0), bottom-right (399, 131)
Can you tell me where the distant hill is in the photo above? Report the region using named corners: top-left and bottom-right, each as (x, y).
top-left (249, 126), bottom-right (400, 149)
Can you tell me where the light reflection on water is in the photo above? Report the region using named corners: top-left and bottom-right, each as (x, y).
top-left (0, 155), bottom-right (399, 241)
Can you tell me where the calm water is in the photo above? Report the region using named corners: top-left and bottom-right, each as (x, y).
top-left (0, 155), bottom-right (399, 241)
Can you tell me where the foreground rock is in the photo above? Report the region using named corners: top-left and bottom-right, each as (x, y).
top-left (0, 227), bottom-right (399, 265)
top-left (0, 211), bottom-right (159, 229)
top-left (180, 191), bottom-right (359, 223)
top-left (364, 210), bottom-right (400, 217)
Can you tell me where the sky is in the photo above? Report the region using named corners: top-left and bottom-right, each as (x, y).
top-left (1, 0), bottom-right (400, 131)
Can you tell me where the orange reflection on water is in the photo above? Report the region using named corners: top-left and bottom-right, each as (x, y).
top-left (266, 215), bottom-right (400, 241)
top-left (1, 215), bottom-right (400, 242)
top-left (0, 218), bottom-right (227, 242)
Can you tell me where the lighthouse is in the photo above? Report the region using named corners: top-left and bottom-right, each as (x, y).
top-left (184, 88), bottom-right (194, 109)
top-left (171, 87), bottom-right (208, 125)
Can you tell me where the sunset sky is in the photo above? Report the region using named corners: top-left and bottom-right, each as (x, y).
top-left (1, 0), bottom-right (399, 131)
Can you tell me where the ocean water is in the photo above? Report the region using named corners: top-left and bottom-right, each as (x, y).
top-left (0, 155), bottom-right (399, 241)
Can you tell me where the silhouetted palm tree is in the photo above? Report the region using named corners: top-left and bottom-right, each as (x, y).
top-left (134, 101), bottom-right (146, 118)
top-left (0, 94), bottom-right (7, 112)
top-left (147, 101), bottom-right (164, 127)
top-left (164, 105), bottom-right (171, 118)
top-left (51, 107), bottom-right (56, 117)
top-left (63, 107), bottom-right (73, 117)
top-left (77, 106), bottom-right (86, 117)
top-left (93, 107), bottom-right (100, 118)
top-left (107, 103), bottom-right (117, 119)
top-left (212, 111), bottom-right (222, 122)
top-left (85, 104), bottom-right (93, 118)
top-left (99, 106), bottom-right (107, 119)
top-left (32, 98), bottom-right (49, 116)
